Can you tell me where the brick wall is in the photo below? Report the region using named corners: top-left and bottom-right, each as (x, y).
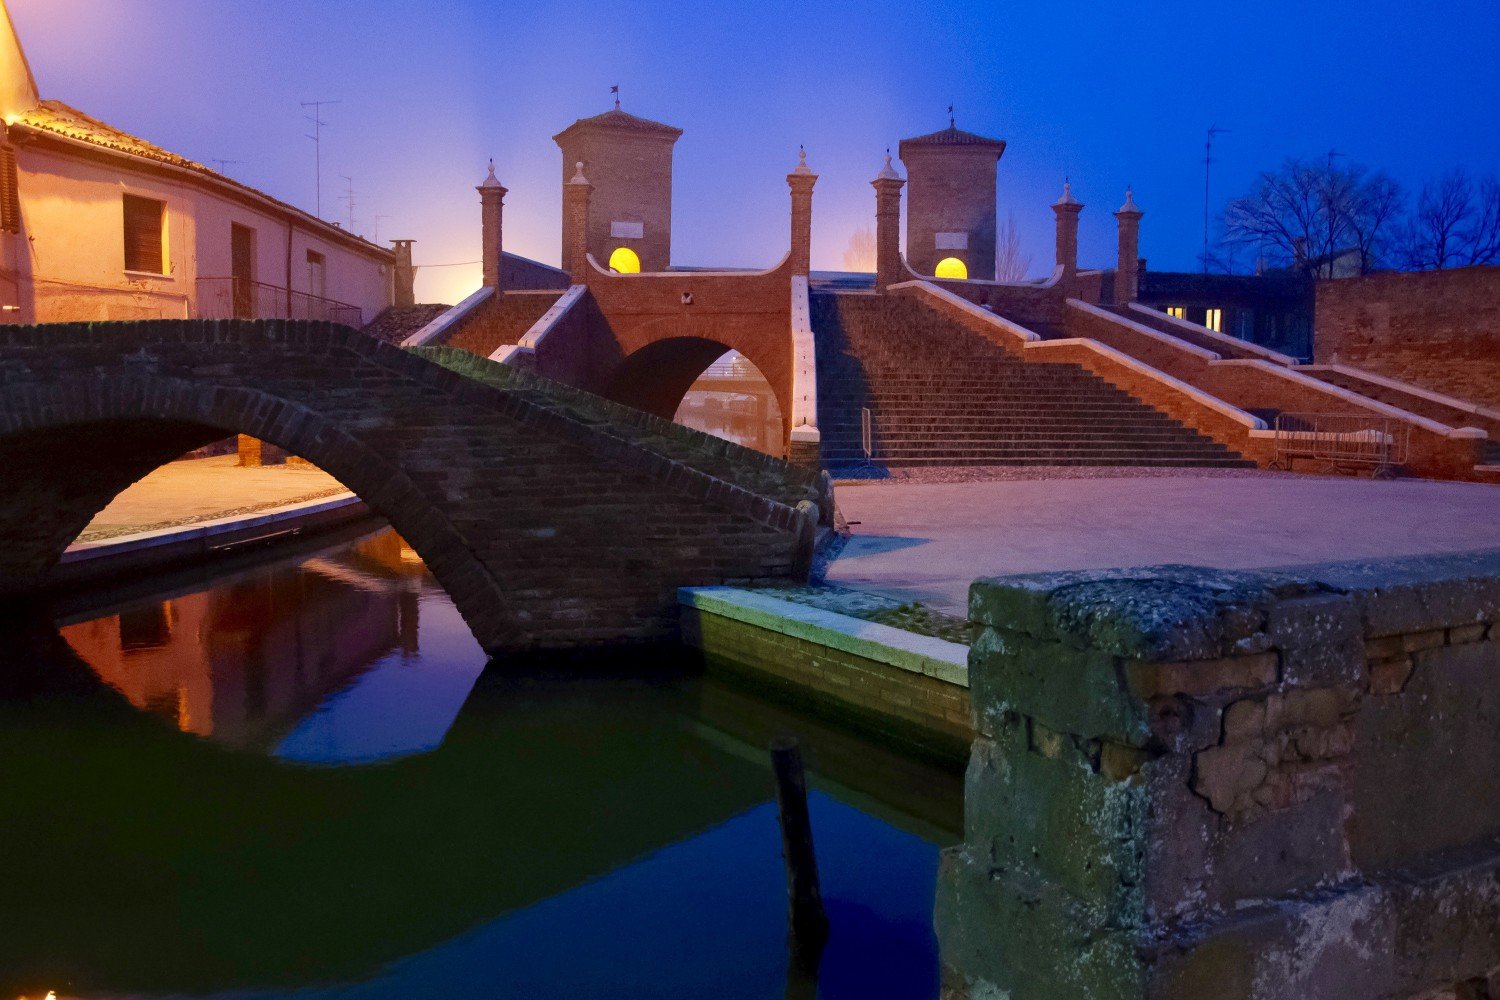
top-left (903, 150), bottom-right (999, 281)
top-left (0, 320), bottom-right (817, 652)
top-left (1316, 266), bottom-right (1500, 407)
top-left (442, 289), bottom-right (563, 357)
top-left (940, 554), bottom-right (1500, 999)
top-left (569, 262), bottom-right (795, 441)
top-left (1062, 302), bottom-right (1484, 479)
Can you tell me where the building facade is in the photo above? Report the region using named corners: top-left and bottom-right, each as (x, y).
top-left (1137, 269), bottom-right (1315, 360)
top-left (0, 8), bottom-right (392, 327)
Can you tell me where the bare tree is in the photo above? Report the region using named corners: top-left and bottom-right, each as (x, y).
top-left (1394, 170), bottom-right (1500, 270)
top-left (1224, 157), bottom-right (1403, 276)
top-left (841, 226), bottom-right (876, 273)
top-left (994, 211), bottom-right (1031, 282)
top-left (1398, 169), bottom-right (1475, 270)
top-left (1470, 177), bottom-right (1500, 266)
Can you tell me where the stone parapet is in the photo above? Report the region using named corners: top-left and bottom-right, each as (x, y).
top-left (939, 551), bottom-right (1500, 1000)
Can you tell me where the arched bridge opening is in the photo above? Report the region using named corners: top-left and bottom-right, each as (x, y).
top-left (0, 320), bottom-right (817, 653)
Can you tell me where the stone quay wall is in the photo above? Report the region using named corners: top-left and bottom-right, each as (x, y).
top-left (938, 550), bottom-right (1500, 1000)
top-left (1316, 266), bottom-right (1500, 409)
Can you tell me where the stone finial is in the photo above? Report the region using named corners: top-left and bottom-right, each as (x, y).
top-left (1118, 186), bottom-right (1142, 215)
top-left (569, 160), bottom-right (590, 185)
top-left (480, 158), bottom-right (503, 189)
top-left (792, 145), bottom-right (813, 176)
top-left (875, 151), bottom-right (902, 182)
top-left (1054, 178), bottom-right (1080, 208)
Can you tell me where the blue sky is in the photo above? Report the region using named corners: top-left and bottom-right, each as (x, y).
top-left (12, 0), bottom-right (1499, 301)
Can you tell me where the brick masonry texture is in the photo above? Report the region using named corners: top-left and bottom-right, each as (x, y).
top-left (0, 320), bottom-right (819, 652)
top-left (1316, 266), bottom-right (1500, 407)
top-left (938, 551), bottom-right (1500, 1000)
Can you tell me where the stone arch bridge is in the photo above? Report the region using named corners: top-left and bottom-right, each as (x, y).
top-left (0, 320), bottom-right (826, 652)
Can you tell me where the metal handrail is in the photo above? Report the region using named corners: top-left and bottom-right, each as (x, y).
top-left (196, 277), bottom-right (363, 327)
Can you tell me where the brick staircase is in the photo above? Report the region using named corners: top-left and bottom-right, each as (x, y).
top-left (811, 292), bottom-right (1252, 472)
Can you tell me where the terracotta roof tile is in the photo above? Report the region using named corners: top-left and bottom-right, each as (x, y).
top-left (899, 125), bottom-right (1006, 151)
top-left (554, 108), bottom-right (683, 141)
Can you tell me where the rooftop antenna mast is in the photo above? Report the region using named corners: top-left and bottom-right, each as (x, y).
top-left (339, 175), bottom-right (358, 233)
top-left (373, 214), bottom-right (391, 242)
top-left (301, 99), bottom-right (341, 219)
top-left (1204, 124), bottom-right (1230, 274)
top-left (210, 158), bottom-right (244, 176)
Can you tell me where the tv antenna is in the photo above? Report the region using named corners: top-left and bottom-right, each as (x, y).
top-left (210, 158), bottom-right (244, 175)
top-left (373, 214), bottom-right (391, 242)
top-left (339, 175), bottom-right (359, 233)
top-left (1204, 124), bottom-right (1230, 273)
top-left (301, 99), bottom-right (341, 219)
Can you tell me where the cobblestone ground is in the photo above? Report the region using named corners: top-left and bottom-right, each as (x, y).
top-left (75, 455), bottom-right (352, 544)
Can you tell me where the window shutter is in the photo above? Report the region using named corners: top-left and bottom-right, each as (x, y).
top-left (123, 195), bottom-right (165, 273)
top-left (0, 146), bottom-right (18, 235)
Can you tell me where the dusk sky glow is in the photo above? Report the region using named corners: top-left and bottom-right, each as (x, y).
top-left (11, 0), bottom-right (1499, 303)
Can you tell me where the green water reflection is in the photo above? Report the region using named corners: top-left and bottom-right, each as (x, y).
top-left (0, 528), bottom-right (960, 999)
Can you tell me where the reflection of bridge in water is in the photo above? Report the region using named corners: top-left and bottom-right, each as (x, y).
top-left (1, 529), bottom-right (958, 996)
top-left (58, 531), bottom-right (425, 752)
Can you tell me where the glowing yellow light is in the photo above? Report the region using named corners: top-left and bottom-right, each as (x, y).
top-left (608, 246), bottom-right (641, 273)
top-left (934, 257), bottom-right (968, 280)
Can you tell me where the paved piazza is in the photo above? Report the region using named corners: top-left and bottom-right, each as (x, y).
top-left (77, 455), bottom-right (349, 543)
top-left (827, 471), bottom-right (1500, 615)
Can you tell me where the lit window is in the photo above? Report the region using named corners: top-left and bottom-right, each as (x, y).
top-left (1205, 308), bottom-right (1223, 333)
top-left (934, 256), bottom-right (968, 280)
top-left (123, 194), bottom-right (166, 274)
top-left (608, 246), bottom-right (641, 273)
top-left (1166, 306), bottom-right (1186, 319)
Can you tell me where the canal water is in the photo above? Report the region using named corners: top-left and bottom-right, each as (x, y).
top-left (0, 527), bottom-right (962, 999)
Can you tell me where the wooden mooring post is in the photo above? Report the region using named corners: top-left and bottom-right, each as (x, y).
top-left (770, 736), bottom-right (829, 963)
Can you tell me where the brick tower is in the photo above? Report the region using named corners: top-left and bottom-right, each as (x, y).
top-left (898, 115), bottom-right (1006, 281)
top-left (553, 101), bottom-right (682, 274)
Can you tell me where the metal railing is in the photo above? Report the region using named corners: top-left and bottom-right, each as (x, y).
top-left (196, 277), bottom-right (363, 327)
top-left (1270, 412), bottom-right (1411, 478)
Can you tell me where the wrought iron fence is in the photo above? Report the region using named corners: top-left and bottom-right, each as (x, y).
top-left (196, 277), bottom-right (363, 327)
top-left (1270, 411), bottom-right (1411, 478)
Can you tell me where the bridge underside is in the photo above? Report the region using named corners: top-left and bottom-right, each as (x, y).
top-left (0, 320), bottom-right (821, 652)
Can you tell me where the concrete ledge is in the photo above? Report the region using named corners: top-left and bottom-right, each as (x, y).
top-left (789, 274), bottom-right (820, 440)
top-left (1024, 336), bottom-right (1267, 430)
top-left (1067, 298), bottom-right (1223, 361)
top-left (1303, 363), bottom-right (1500, 425)
top-left (57, 493), bottom-right (368, 584)
top-left (890, 280), bottom-right (1041, 347)
top-left (680, 586), bottom-right (969, 686)
top-left (1129, 302), bottom-right (1301, 367)
top-left (401, 286), bottom-right (495, 347)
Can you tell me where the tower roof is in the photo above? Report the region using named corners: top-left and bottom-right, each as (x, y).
top-left (898, 125), bottom-right (1006, 158)
top-left (553, 107), bottom-right (683, 144)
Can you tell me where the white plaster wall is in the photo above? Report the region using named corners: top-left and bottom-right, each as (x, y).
top-left (8, 143), bottom-right (389, 324)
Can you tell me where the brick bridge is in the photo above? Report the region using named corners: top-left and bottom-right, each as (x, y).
top-left (396, 154), bottom-right (1494, 481)
top-left (0, 320), bottom-right (827, 652)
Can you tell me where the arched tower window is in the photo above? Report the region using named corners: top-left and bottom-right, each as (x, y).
top-left (608, 247), bottom-right (642, 274)
top-left (934, 257), bottom-right (968, 280)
